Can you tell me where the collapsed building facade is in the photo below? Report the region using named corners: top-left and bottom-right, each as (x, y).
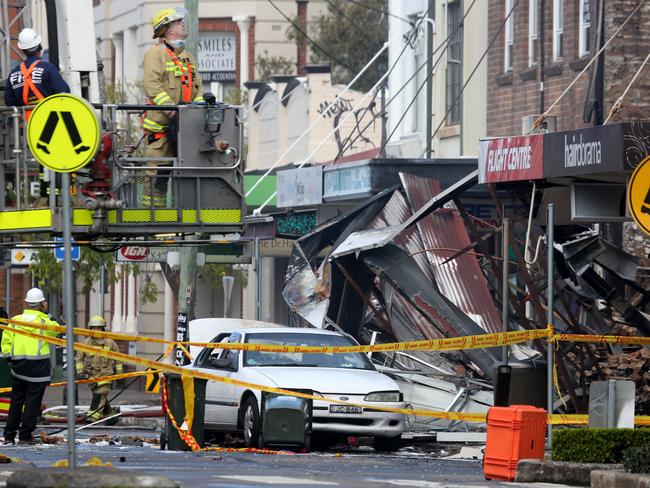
top-left (282, 121), bottom-right (650, 426)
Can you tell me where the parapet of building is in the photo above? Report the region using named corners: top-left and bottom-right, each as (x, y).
top-left (245, 65), bottom-right (383, 171)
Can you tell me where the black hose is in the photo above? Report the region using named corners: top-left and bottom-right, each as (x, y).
top-left (45, 351), bottom-right (166, 436)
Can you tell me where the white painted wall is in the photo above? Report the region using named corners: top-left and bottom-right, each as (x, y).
top-left (387, 0), bottom-right (487, 158)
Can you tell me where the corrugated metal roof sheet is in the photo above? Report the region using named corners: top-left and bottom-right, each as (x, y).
top-left (368, 191), bottom-right (435, 284)
top-left (400, 173), bottom-right (502, 334)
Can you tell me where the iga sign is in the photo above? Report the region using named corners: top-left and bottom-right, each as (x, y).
top-left (198, 32), bottom-right (236, 83)
top-left (478, 134), bottom-right (544, 183)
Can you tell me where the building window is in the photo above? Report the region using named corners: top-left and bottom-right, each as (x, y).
top-left (504, 0), bottom-right (514, 72)
top-left (446, 0), bottom-right (462, 125)
top-left (553, 0), bottom-right (564, 60)
top-left (579, 0), bottom-right (591, 57)
top-left (528, 0), bottom-right (537, 66)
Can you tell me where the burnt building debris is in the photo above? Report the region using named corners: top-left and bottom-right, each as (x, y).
top-left (282, 122), bottom-right (650, 418)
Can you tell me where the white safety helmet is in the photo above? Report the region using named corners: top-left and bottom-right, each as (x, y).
top-left (17, 28), bottom-right (42, 51)
top-left (25, 287), bottom-right (45, 304)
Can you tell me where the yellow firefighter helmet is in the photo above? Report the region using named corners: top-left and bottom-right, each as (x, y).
top-left (152, 7), bottom-right (187, 39)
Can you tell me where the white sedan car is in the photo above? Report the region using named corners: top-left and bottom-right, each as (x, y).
top-left (187, 327), bottom-right (406, 451)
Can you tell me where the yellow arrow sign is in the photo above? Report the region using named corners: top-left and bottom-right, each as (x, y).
top-left (26, 93), bottom-right (100, 173)
top-left (628, 155), bottom-right (650, 237)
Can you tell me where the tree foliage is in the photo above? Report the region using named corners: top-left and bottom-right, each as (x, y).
top-left (255, 50), bottom-right (295, 81)
top-left (289, 0), bottom-right (389, 92)
top-left (29, 243), bottom-right (158, 306)
top-left (199, 264), bottom-right (248, 290)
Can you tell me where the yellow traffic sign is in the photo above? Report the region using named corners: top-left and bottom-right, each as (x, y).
top-left (144, 368), bottom-right (161, 394)
top-left (26, 93), bottom-right (99, 173)
top-left (628, 155), bottom-right (650, 236)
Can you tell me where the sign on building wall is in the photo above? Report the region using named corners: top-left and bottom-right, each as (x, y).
top-left (198, 32), bottom-right (236, 83)
top-left (277, 166), bottom-right (323, 208)
top-left (478, 134), bottom-right (544, 183)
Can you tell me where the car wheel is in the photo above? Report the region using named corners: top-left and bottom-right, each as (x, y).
top-left (242, 397), bottom-right (262, 448)
top-left (374, 434), bottom-right (401, 452)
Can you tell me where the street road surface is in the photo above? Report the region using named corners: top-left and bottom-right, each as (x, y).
top-left (0, 428), bottom-right (574, 488)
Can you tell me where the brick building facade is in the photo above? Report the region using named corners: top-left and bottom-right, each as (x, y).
top-left (487, 0), bottom-right (650, 137)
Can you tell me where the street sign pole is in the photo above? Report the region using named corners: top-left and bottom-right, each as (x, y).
top-left (62, 173), bottom-right (76, 467)
top-left (546, 203), bottom-right (555, 449)
top-left (25, 93), bottom-right (100, 470)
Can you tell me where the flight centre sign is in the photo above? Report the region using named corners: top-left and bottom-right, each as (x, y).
top-left (198, 32), bottom-right (236, 83)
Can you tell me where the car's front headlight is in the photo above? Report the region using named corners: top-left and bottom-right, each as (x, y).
top-left (364, 391), bottom-right (402, 402)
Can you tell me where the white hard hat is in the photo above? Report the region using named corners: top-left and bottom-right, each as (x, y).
top-left (25, 287), bottom-right (45, 304)
top-left (17, 28), bottom-right (42, 51)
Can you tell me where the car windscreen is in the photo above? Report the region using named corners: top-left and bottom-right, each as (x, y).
top-left (243, 333), bottom-right (375, 370)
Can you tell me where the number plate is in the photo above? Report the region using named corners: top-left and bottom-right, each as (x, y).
top-left (329, 405), bottom-right (363, 414)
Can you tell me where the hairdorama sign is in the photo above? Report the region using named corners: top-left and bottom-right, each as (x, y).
top-left (543, 122), bottom-right (650, 177)
top-left (198, 32), bottom-right (236, 83)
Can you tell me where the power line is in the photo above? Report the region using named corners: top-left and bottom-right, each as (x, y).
top-left (347, 0), bottom-right (414, 25)
top-left (425, 0), bottom-right (522, 151)
top-left (266, 0), bottom-right (370, 80)
top-left (330, 4), bottom-right (437, 161)
top-left (379, 0), bottom-right (478, 154)
top-left (324, 0), bottom-right (383, 53)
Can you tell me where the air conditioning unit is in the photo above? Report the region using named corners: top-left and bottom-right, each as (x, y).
top-left (522, 114), bottom-right (556, 134)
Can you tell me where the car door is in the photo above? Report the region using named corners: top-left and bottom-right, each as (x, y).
top-left (194, 333), bottom-right (239, 429)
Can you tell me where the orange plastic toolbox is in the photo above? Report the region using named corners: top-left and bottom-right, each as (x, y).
top-left (483, 404), bottom-right (547, 481)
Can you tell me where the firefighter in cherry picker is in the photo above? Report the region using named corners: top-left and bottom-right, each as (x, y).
top-left (142, 7), bottom-right (203, 207)
top-left (75, 316), bottom-right (123, 422)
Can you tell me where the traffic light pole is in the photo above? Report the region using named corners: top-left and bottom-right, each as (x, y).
top-left (62, 173), bottom-right (76, 467)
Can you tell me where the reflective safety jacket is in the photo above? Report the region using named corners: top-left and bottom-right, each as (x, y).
top-left (142, 42), bottom-right (203, 134)
top-left (1, 309), bottom-right (60, 383)
top-left (75, 336), bottom-right (123, 386)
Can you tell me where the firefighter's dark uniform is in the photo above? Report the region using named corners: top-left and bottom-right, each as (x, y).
top-left (4, 54), bottom-right (70, 109)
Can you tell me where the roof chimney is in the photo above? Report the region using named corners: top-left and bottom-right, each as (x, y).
top-left (296, 0), bottom-right (308, 75)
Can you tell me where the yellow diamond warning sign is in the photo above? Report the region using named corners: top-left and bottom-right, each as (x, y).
top-left (628, 155), bottom-right (650, 237)
top-left (26, 93), bottom-right (100, 173)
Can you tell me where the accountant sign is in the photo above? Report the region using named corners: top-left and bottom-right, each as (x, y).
top-left (198, 32), bottom-right (236, 83)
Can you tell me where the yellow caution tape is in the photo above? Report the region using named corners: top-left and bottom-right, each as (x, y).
top-left (548, 414), bottom-right (650, 425)
top-left (0, 318), bottom-right (552, 354)
top-left (553, 333), bottom-right (650, 346)
top-left (0, 370), bottom-right (156, 395)
top-left (0, 322), bottom-right (489, 422)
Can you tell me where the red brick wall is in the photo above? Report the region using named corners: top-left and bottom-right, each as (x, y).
top-left (199, 16), bottom-right (256, 86)
top-left (248, 17), bottom-right (256, 82)
top-left (487, 0), bottom-right (594, 136)
top-left (603, 0), bottom-right (650, 122)
top-left (0, 271), bottom-right (31, 317)
top-left (296, 0), bottom-right (308, 72)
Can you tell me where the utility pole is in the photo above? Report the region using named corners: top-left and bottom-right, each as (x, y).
top-left (184, 0), bottom-right (199, 59)
top-left (175, 0), bottom-right (199, 366)
top-left (425, 0), bottom-right (435, 158)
